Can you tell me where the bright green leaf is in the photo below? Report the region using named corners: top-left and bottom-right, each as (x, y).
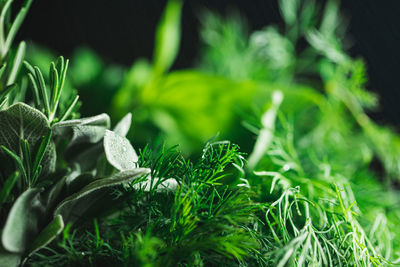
top-left (153, 0), bottom-right (182, 75)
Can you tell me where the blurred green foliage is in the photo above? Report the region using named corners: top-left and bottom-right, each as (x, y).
top-left (109, 0), bottom-right (400, 183)
top-left (108, 1), bottom-right (400, 262)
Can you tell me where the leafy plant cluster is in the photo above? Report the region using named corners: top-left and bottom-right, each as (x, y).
top-left (0, 1), bottom-right (164, 266)
top-left (0, 0), bottom-right (399, 266)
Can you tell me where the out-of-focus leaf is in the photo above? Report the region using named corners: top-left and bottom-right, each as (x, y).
top-left (306, 30), bottom-right (347, 64)
top-left (0, 251), bottom-right (20, 267)
top-left (250, 27), bottom-right (294, 71)
top-left (112, 60), bottom-right (152, 119)
top-left (153, 0), bottom-right (182, 75)
top-left (247, 91), bottom-right (283, 169)
top-left (1, 188), bottom-right (44, 253)
top-left (279, 0), bottom-right (299, 26)
top-left (69, 48), bottom-right (103, 86)
top-left (145, 71), bottom-right (257, 152)
top-left (320, 0), bottom-right (341, 37)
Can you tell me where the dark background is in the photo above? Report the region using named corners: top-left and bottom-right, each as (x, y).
top-left (15, 0), bottom-right (400, 128)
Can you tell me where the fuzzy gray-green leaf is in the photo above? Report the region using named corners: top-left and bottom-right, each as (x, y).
top-left (0, 251), bottom-right (21, 267)
top-left (27, 215), bottom-right (64, 256)
top-left (52, 113), bottom-right (110, 138)
top-left (113, 112), bottom-right (132, 137)
top-left (1, 188), bottom-right (44, 253)
top-left (0, 102), bottom-right (55, 176)
top-left (104, 129), bottom-right (138, 171)
top-left (54, 168), bottom-right (150, 223)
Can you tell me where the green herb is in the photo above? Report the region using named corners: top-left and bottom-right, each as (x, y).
top-left (1, 0), bottom-right (399, 266)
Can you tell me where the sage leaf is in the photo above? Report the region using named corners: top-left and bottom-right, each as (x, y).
top-left (95, 154), bottom-right (115, 178)
top-left (0, 103), bottom-right (49, 152)
top-left (43, 175), bottom-right (66, 210)
top-left (67, 173), bottom-right (94, 195)
top-left (52, 113), bottom-right (110, 137)
top-left (52, 114), bottom-right (111, 165)
top-left (54, 168), bottom-right (150, 223)
top-left (113, 112), bottom-right (132, 137)
top-left (67, 143), bottom-right (103, 173)
top-left (1, 188), bottom-right (45, 253)
top-left (0, 103), bottom-right (55, 176)
top-left (104, 130), bottom-right (138, 171)
top-left (0, 251), bottom-right (21, 267)
top-left (69, 125), bottom-right (107, 146)
top-left (132, 177), bottom-right (178, 192)
top-left (27, 215), bottom-right (64, 256)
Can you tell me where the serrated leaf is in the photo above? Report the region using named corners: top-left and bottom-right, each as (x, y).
top-left (54, 168), bottom-right (150, 223)
top-left (104, 130), bottom-right (138, 171)
top-left (27, 215), bottom-right (64, 256)
top-left (1, 188), bottom-right (45, 253)
top-left (113, 112), bottom-right (132, 137)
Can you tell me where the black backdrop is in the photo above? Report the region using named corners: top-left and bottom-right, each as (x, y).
top-left (15, 0), bottom-right (400, 128)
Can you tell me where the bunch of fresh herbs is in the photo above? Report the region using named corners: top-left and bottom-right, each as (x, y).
top-left (0, 0), bottom-right (399, 266)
